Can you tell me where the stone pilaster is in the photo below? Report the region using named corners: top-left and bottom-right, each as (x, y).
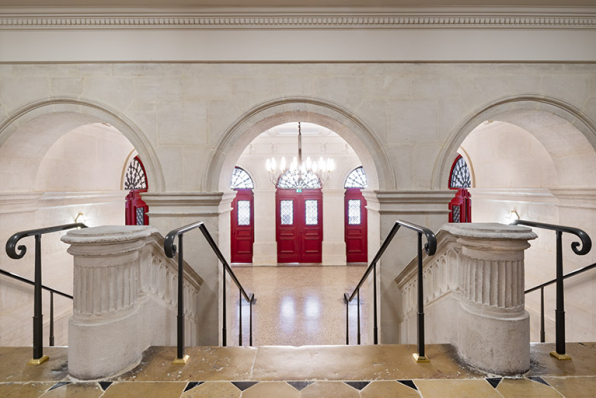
top-left (370, 190), bottom-right (453, 344)
top-left (143, 192), bottom-right (227, 346)
top-left (322, 188), bottom-right (347, 265)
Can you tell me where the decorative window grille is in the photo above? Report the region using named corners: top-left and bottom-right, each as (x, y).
top-left (449, 157), bottom-right (471, 188)
top-left (348, 199), bottom-right (361, 225)
top-left (237, 200), bottom-right (251, 226)
top-left (345, 166), bottom-right (367, 188)
top-left (277, 170), bottom-right (321, 189)
top-left (305, 200), bottom-right (318, 225)
top-left (231, 167), bottom-right (254, 189)
top-left (136, 207), bottom-right (145, 225)
top-left (124, 157), bottom-right (148, 190)
top-left (281, 200), bottom-right (293, 225)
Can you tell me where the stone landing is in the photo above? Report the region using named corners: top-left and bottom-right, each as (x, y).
top-left (1, 343), bottom-right (596, 397)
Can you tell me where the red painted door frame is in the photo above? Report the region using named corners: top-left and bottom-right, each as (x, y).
top-left (345, 188), bottom-right (368, 263)
top-left (448, 155), bottom-right (472, 223)
top-left (231, 189), bottom-right (255, 263)
top-left (276, 189), bottom-right (323, 264)
top-left (125, 156), bottom-right (149, 226)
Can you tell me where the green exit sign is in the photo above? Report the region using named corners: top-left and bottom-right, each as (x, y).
top-left (296, 189), bottom-right (302, 193)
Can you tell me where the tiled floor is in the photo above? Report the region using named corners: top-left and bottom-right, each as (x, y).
top-left (230, 265), bottom-right (370, 346)
top-left (2, 343), bottom-right (596, 397)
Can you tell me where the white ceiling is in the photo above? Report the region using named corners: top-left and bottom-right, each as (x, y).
top-left (1, 0), bottom-right (595, 8)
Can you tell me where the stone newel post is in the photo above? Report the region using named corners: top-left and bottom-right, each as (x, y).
top-left (443, 223), bottom-right (537, 375)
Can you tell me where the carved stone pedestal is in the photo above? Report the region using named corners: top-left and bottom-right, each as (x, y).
top-left (444, 223), bottom-right (537, 375)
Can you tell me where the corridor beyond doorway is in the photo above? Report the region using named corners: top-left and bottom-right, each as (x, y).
top-left (231, 265), bottom-right (369, 346)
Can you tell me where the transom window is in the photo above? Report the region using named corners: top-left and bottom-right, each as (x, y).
top-left (344, 167), bottom-right (367, 188)
top-left (231, 167), bottom-right (254, 189)
top-left (124, 156), bottom-right (148, 190)
top-left (449, 156), bottom-right (471, 188)
top-left (277, 170), bottom-right (321, 189)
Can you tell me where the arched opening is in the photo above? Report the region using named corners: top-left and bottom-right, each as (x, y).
top-left (0, 109), bottom-right (152, 347)
top-left (441, 100), bottom-right (596, 343)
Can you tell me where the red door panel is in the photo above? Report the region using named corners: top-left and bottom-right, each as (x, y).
top-left (125, 189), bottom-right (149, 225)
top-left (345, 188), bottom-right (368, 263)
top-left (276, 189), bottom-right (322, 263)
top-left (449, 188), bottom-right (472, 223)
top-left (231, 189), bottom-right (254, 263)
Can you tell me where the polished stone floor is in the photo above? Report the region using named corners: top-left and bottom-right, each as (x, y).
top-left (229, 265), bottom-right (370, 346)
top-left (2, 343), bottom-right (596, 397)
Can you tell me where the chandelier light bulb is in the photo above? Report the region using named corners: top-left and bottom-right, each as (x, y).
top-left (306, 157), bottom-right (312, 169)
top-left (329, 159), bottom-right (335, 171)
top-left (301, 163), bottom-right (306, 174)
top-left (266, 158), bottom-right (271, 172)
top-left (280, 156), bottom-right (286, 172)
top-left (271, 157), bottom-right (277, 172)
top-left (312, 162), bottom-right (318, 173)
top-left (318, 157), bottom-right (325, 171)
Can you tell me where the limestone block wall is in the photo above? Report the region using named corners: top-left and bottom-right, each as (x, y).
top-left (0, 62), bottom-right (595, 344)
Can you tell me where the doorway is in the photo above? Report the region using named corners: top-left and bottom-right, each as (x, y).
top-left (230, 167), bottom-right (255, 263)
top-left (276, 188), bottom-right (323, 263)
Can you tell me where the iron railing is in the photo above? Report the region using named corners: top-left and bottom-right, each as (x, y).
top-left (164, 221), bottom-right (254, 364)
top-left (5, 222), bottom-right (86, 365)
top-left (0, 268), bottom-right (73, 347)
top-left (513, 219), bottom-right (592, 360)
top-left (344, 219), bottom-right (437, 363)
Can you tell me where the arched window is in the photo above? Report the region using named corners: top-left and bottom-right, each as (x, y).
top-left (449, 156), bottom-right (471, 189)
top-left (124, 156), bottom-right (149, 225)
top-left (448, 155), bottom-right (472, 223)
top-left (277, 170), bottom-right (321, 189)
top-left (344, 166), bottom-right (367, 188)
top-left (124, 156), bottom-right (148, 190)
top-left (231, 167), bottom-right (254, 189)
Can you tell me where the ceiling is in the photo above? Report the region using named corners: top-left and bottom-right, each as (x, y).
top-left (1, 0), bottom-right (595, 8)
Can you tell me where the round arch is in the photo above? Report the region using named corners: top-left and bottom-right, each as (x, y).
top-left (433, 95), bottom-right (596, 190)
top-left (203, 97), bottom-right (393, 193)
top-left (0, 97), bottom-right (165, 192)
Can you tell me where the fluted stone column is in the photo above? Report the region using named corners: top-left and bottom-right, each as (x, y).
top-left (443, 223), bottom-right (537, 375)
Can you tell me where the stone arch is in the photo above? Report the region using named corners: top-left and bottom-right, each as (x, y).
top-left (0, 97), bottom-right (165, 192)
top-left (433, 95), bottom-right (596, 190)
top-left (204, 97), bottom-right (393, 193)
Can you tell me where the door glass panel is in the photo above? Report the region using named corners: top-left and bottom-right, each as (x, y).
top-left (348, 199), bottom-right (361, 225)
top-left (452, 205), bottom-right (461, 223)
top-left (305, 200), bottom-right (318, 225)
top-left (136, 207), bottom-right (145, 225)
top-left (237, 200), bottom-right (250, 226)
top-left (281, 200), bottom-right (293, 225)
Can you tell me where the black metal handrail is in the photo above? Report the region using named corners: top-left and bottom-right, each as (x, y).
top-left (513, 219), bottom-right (592, 360)
top-left (344, 219), bottom-right (437, 363)
top-left (5, 222), bottom-right (86, 365)
top-left (164, 221), bottom-right (254, 364)
top-left (0, 268), bottom-right (73, 347)
top-left (525, 261), bottom-right (596, 344)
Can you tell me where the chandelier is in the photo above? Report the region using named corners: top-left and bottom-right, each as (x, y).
top-left (265, 122), bottom-right (335, 189)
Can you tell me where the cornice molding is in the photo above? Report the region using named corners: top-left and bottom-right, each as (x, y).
top-left (1, 8), bottom-right (595, 29)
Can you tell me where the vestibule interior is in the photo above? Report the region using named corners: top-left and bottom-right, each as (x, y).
top-left (0, 112), bottom-right (137, 346)
top-left (233, 122), bottom-right (367, 266)
top-left (458, 110), bottom-right (596, 343)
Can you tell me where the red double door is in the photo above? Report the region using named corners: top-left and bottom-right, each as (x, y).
top-left (345, 188), bottom-right (368, 263)
top-left (231, 189), bottom-right (255, 263)
top-left (276, 189), bottom-right (323, 263)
